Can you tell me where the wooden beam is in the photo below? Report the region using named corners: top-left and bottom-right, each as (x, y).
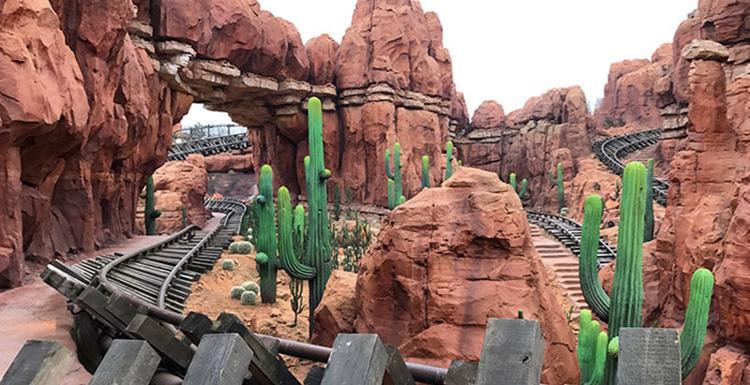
top-left (475, 319), bottom-right (544, 385)
top-left (320, 334), bottom-right (389, 385)
top-left (444, 361), bottom-right (478, 385)
top-left (617, 328), bottom-right (681, 384)
top-left (126, 314), bottom-right (195, 373)
top-left (182, 334), bottom-right (254, 385)
top-left (0, 340), bottom-right (73, 385)
top-left (89, 340), bottom-right (161, 385)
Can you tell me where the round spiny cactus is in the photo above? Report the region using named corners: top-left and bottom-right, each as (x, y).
top-left (255, 252), bottom-right (268, 266)
top-left (221, 259), bottom-right (237, 271)
top-left (229, 241), bottom-right (254, 255)
top-left (230, 286), bottom-right (245, 299)
top-left (241, 281), bottom-right (260, 294)
top-left (241, 291), bottom-right (257, 305)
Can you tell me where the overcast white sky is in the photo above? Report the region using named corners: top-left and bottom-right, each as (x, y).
top-left (181, 0), bottom-right (696, 127)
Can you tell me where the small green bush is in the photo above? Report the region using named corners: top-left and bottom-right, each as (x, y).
top-left (241, 291), bottom-right (257, 305)
top-left (228, 241), bottom-right (254, 255)
top-left (221, 259), bottom-right (237, 271)
top-left (230, 286), bottom-right (245, 299)
top-left (241, 281), bottom-right (260, 294)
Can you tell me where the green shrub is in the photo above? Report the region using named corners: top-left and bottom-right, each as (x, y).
top-left (230, 286), bottom-right (245, 299)
top-left (221, 259), bottom-right (237, 271)
top-left (241, 291), bottom-right (257, 305)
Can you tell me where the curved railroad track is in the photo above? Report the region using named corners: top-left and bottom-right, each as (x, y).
top-left (168, 132), bottom-right (251, 161)
top-left (527, 211), bottom-right (617, 268)
top-left (592, 128), bottom-right (669, 206)
top-left (49, 198), bottom-right (246, 315)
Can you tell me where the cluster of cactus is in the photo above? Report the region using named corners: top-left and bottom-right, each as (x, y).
top-left (229, 281), bottom-right (260, 305)
top-left (330, 212), bottom-right (372, 273)
top-left (144, 175), bottom-right (161, 235)
top-left (577, 310), bottom-right (607, 385)
top-left (578, 161), bottom-right (715, 383)
top-left (276, 97), bottom-right (333, 334)
top-left (421, 155), bottom-right (430, 189)
top-left (221, 259), bottom-right (237, 271)
top-left (254, 165), bottom-right (278, 303)
top-left (228, 241), bottom-right (254, 255)
top-left (549, 163), bottom-right (566, 212)
top-left (385, 143), bottom-right (405, 209)
top-left (509, 172), bottom-right (528, 200)
top-left (445, 141), bottom-right (454, 180)
top-left (644, 159), bottom-right (655, 242)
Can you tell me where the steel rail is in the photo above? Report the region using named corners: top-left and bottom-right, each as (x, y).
top-left (527, 211), bottom-right (617, 268)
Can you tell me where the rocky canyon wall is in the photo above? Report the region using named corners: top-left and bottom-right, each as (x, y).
top-left (454, 87), bottom-right (591, 211)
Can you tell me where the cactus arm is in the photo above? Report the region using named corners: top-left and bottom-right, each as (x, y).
top-left (604, 161), bottom-right (647, 384)
top-left (680, 268), bottom-right (714, 378)
top-left (445, 141), bottom-right (454, 180)
top-left (421, 155), bottom-right (430, 189)
top-left (388, 179), bottom-right (396, 209)
top-left (256, 164), bottom-right (278, 304)
top-left (293, 204), bottom-right (306, 257)
top-left (644, 159), bottom-right (655, 242)
top-left (607, 337), bottom-right (619, 358)
top-left (577, 309), bottom-right (596, 383)
top-left (385, 148), bottom-right (394, 180)
top-left (584, 331), bottom-right (608, 385)
top-left (394, 143), bottom-right (403, 200)
top-left (519, 178), bottom-right (528, 199)
top-left (579, 195), bottom-right (611, 321)
top-left (278, 187), bottom-right (317, 280)
top-left (399, 195), bottom-right (406, 205)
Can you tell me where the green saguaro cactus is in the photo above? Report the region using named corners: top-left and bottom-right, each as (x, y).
top-left (387, 179), bottom-right (396, 209)
top-left (509, 173), bottom-right (517, 192)
top-left (644, 159), bottom-right (655, 242)
top-left (549, 163), bottom-right (566, 211)
top-left (144, 175), bottom-right (161, 235)
top-left (577, 309), bottom-right (607, 385)
top-left (254, 164), bottom-right (278, 304)
top-left (519, 178), bottom-right (528, 200)
top-left (445, 140), bottom-right (454, 180)
top-left (385, 143), bottom-right (404, 206)
top-left (680, 268), bottom-right (714, 378)
top-left (421, 155), bottom-right (430, 189)
top-left (579, 195), bottom-right (610, 321)
top-left (278, 97), bottom-right (332, 334)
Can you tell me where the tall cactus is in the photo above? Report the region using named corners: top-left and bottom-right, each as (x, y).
top-left (387, 179), bottom-right (396, 209)
top-left (579, 195), bottom-right (610, 321)
top-left (445, 140), bottom-right (454, 181)
top-left (680, 268), bottom-right (714, 378)
top-left (254, 164), bottom-right (278, 304)
top-left (519, 178), bottom-right (528, 200)
top-left (549, 163), bottom-right (566, 211)
top-left (509, 173), bottom-right (517, 192)
top-left (144, 175), bottom-right (161, 235)
top-left (578, 309), bottom-right (607, 385)
top-left (278, 97), bottom-right (332, 334)
top-left (644, 159), bottom-right (655, 242)
top-left (421, 155), bottom-right (430, 189)
top-left (385, 143), bottom-right (403, 202)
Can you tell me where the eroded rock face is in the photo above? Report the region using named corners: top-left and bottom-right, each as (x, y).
top-left (470, 100), bottom-right (506, 130)
top-left (456, 86), bottom-right (591, 211)
top-left (311, 270), bottom-right (357, 347)
top-left (354, 167), bottom-right (578, 384)
top-left (0, 0), bottom-right (192, 286)
top-left (594, 44), bottom-right (675, 130)
top-left (306, 35), bottom-right (338, 85)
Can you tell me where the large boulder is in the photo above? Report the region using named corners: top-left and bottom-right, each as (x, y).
top-left (306, 35), bottom-right (338, 85)
top-left (145, 155), bottom-right (209, 233)
top-left (311, 270), bottom-right (357, 347)
top-left (354, 167), bottom-right (578, 384)
top-left (470, 100), bottom-right (506, 130)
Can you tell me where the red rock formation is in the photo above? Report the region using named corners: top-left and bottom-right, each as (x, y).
top-left (311, 270), bottom-right (357, 347)
top-left (470, 100), bottom-right (506, 130)
top-left (456, 86), bottom-right (591, 211)
top-left (306, 35), bottom-right (338, 85)
top-left (593, 44), bottom-right (675, 130)
top-left (0, 0), bottom-right (192, 286)
top-left (139, 155), bottom-right (208, 233)
top-left (354, 167), bottom-right (578, 384)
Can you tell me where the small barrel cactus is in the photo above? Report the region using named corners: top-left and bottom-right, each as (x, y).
top-left (230, 286), bottom-right (245, 299)
top-left (229, 241), bottom-right (254, 255)
top-left (241, 291), bottom-right (257, 305)
top-left (241, 281), bottom-right (260, 294)
top-left (221, 259), bottom-right (237, 271)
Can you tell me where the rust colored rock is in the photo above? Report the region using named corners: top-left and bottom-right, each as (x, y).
top-left (698, 0), bottom-right (750, 45)
top-left (311, 270), bottom-right (357, 347)
top-left (470, 100), bottom-right (506, 129)
top-left (509, 86), bottom-right (588, 125)
top-left (682, 39), bottom-right (731, 61)
top-left (594, 44), bottom-right (674, 130)
top-left (701, 347), bottom-right (749, 385)
top-left (0, 149), bottom-right (23, 287)
top-left (672, 15), bottom-right (702, 104)
top-left (354, 167), bottom-right (579, 384)
top-left (335, 0), bottom-right (454, 98)
top-left (450, 90), bottom-right (469, 131)
top-left (145, 155), bottom-right (208, 233)
top-left (204, 153), bottom-right (255, 173)
top-left (306, 35), bottom-right (339, 85)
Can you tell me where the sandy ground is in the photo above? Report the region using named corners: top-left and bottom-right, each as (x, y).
top-left (184, 246), bottom-right (317, 380)
top-left (0, 214), bottom-right (224, 382)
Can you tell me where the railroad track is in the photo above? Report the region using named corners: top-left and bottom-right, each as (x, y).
top-left (46, 198), bottom-right (246, 315)
top-left (168, 132), bottom-right (251, 161)
top-left (527, 211), bottom-right (617, 268)
top-left (592, 128), bottom-right (669, 206)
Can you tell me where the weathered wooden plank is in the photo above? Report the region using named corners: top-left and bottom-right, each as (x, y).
top-left (212, 313), bottom-right (300, 385)
top-left (89, 340), bottom-right (161, 385)
top-left (383, 346), bottom-right (416, 385)
top-left (617, 328), bottom-right (681, 385)
top-left (303, 366), bottom-right (325, 385)
top-left (105, 293), bottom-right (141, 328)
top-left (180, 312), bottom-right (214, 345)
top-left (126, 314), bottom-right (195, 373)
top-left (77, 287), bottom-right (128, 332)
top-left (0, 340), bottom-right (73, 385)
top-left (444, 361), bottom-right (478, 385)
top-left (182, 334), bottom-right (254, 385)
top-left (475, 318), bottom-right (544, 385)
top-left (320, 334), bottom-right (389, 385)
